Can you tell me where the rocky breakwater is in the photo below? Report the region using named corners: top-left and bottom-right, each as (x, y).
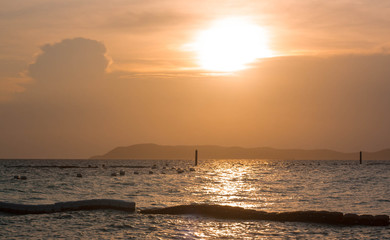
top-left (0, 199), bottom-right (135, 215)
top-left (140, 204), bottom-right (389, 226)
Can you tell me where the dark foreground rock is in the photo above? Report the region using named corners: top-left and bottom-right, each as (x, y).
top-left (140, 204), bottom-right (389, 226)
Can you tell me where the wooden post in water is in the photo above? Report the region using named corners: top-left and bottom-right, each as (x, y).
top-left (360, 151), bottom-right (362, 164)
top-left (195, 149), bottom-right (198, 166)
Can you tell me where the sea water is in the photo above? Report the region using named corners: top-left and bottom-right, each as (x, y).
top-left (0, 159), bottom-right (389, 239)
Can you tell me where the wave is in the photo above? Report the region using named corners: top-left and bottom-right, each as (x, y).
top-left (140, 204), bottom-right (389, 226)
top-left (0, 199), bottom-right (135, 214)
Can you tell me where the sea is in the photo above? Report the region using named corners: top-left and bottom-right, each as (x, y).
top-left (0, 159), bottom-right (389, 239)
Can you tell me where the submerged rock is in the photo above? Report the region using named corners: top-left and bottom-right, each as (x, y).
top-left (373, 215), bottom-right (390, 226)
top-left (0, 199), bottom-right (136, 215)
top-left (140, 204), bottom-right (389, 227)
top-left (343, 213), bottom-right (359, 225)
top-left (358, 215), bottom-right (375, 225)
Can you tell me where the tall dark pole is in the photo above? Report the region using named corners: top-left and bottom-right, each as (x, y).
top-left (195, 149), bottom-right (198, 166)
top-left (360, 151), bottom-right (362, 164)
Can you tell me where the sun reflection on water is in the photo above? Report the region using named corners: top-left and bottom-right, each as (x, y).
top-left (193, 160), bottom-right (280, 209)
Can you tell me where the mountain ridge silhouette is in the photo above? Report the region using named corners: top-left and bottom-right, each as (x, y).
top-left (91, 143), bottom-right (390, 160)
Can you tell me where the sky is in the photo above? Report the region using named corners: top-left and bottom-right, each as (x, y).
top-left (1, 0), bottom-right (390, 158)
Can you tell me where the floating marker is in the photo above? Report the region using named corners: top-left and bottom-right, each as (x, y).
top-left (195, 149), bottom-right (198, 166)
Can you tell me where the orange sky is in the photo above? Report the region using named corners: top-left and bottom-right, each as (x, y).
top-left (1, 0), bottom-right (390, 158)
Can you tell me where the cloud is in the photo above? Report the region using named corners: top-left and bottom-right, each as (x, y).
top-left (0, 75), bottom-right (29, 102)
top-left (0, 59), bottom-right (31, 102)
top-left (1, 38), bottom-right (111, 102)
top-left (0, 37), bottom-right (114, 157)
top-left (231, 54), bottom-right (390, 150)
top-left (24, 37), bottom-right (112, 103)
top-left (104, 11), bottom-right (197, 33)
top-left (245, 1), bottom-right (390, 54)
top-left (2, 45), bottom-right (390, 157)
top-left (29, 38), bottom-right (110, 85)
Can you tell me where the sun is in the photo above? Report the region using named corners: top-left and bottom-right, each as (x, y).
top-left (193, 18), bottom-right (273, 72)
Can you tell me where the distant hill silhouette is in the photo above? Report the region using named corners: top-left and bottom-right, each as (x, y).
top-left (91, 143), bottom-right (390, 160)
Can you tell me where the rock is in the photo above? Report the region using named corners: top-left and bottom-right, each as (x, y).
top-left (76, 173), bottom-right (82, 178)
top-left (358, 215), bottom-right (374, 225)
top-left (0, 199), bottom-right (136, 214)
top-left (343, 213), bottom-right (359, 225)
top-left (373, 215), bottom-right (389, 226)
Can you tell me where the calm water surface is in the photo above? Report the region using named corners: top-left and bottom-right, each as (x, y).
top-left (0, 159), bottom-right (389, 239)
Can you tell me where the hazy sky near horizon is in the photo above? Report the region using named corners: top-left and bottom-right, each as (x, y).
top-left (1, 0), bottom-right (390, 158)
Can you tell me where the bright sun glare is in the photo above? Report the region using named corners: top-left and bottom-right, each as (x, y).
top-left (193, 18), bottom-right (273, 72)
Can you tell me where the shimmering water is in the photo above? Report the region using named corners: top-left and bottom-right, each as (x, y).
top-left (1, 159), bottom-right (389, 239)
